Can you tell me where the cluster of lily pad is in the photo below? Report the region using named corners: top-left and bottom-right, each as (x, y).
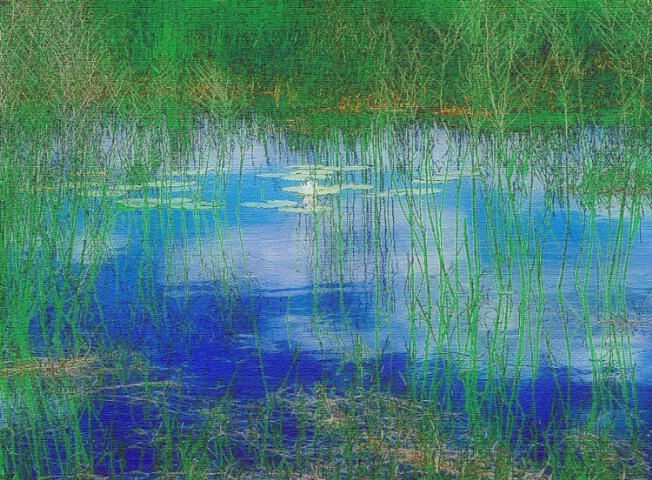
top-left (53, 176), bottom-right (222, 211)
top-left (109, 179), bottom-right (220, 211)
top-left (362, 169), bottom-right (475, 198)
top-left (243, 165), bottom-right (478, 212)
top-left (243, 164), bottom-right (373, 214)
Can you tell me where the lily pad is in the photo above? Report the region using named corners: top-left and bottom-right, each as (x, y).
top-left (255, 172), bottom-right (287, 179)
top-left (184, 201), bottom-right (220, 210)
top-left (280, 172), bottom-right (331, 182)
top-left (278, 205), bottom-right (331, 214)
top-left (116, 196), bottom-right (220, 211)
top-left (364, 188), bottom-right (440, 198)
top-left (332, 165), bottom-right (371, 172)
top-left (165, 198), bottom-right (221, 210)
top-left (282, 184), bottom-right (341, 196)
top-left (289, 165), bottom-right (370, 173)
top-left (115, 198), bottom-right (157, 209)
top-left (111, 180), bottom-right (197, 193)
top-left (241, 200), bottom-right (299, 209)
top-left (257, 168), bottom-right (331, 182)
top-left (342, 184), bottom-right (374, 191)
top-left (288, 165), bottom-right (337, 172)
top-left (168, 197), bottom-right (192, 206)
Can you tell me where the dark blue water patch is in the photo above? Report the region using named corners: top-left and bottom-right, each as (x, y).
top-left (329, 352), bottom-right (411, 394)
top-left (86, 255), bottom-right (358, 398)
top-left (638, 385), bottom-right (652, 428)
top-left (257, 282), bottom-right (377, 324)
top-left (69, 353), bottom-right (412, 476)
top-left (87, 217), bottom-right (259, 345)
top-left (88, 242), bottom-right (384, 370)
top-left (149, 321), bottom-right (397, 400)
top-left (516, 366), bottom-right (590, 459)
top-left (90, 400), bottom-right (157, 475)
top-left (86, 241), bottom-right (652, 448)
top-left (492, 365), bottom-right (645, 461)
top-left (1, 393), bottom-right (157, 479)
top-left (398, 357), bottom-right (648, 459)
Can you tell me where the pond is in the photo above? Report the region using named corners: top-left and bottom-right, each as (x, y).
top-left (1, 117), bottom-right (651, 478)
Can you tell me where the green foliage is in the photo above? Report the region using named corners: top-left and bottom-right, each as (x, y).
top-left (1, 0), bottom-right (652, 121)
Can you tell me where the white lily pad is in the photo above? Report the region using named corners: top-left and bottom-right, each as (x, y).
top-left (280, 172), bottom-right (331, 182)
top-left (182, 200), bottom-right (220, 210)
top-left (111, 180), bottom-right (197, 192)
top-left (256, 172), bottom-right (287, 179)
top-left (166, 198), bottom-right (221, 210)
top-left (364, 188), bottom-right (440, 198)
top-left (333, 165), bottom-right (371, 172)
top-left (288, 165), bottom-right (336, 172)
top-left (289, 165), bottom-right (370, 173)
top-left (278, 205), bottom-right (331, 214)
top-left (282, 184), bottom-right (341, 196)
top-left (116, 198), bottom-right (157, 209)
top-left (241, 200), bottom-right (299, 209)
top-left (342, 184), bottom-right (374, 191)
top-left (116, 196), bottom-right (220, 211)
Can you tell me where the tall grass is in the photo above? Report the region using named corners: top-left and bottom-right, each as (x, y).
top-left (2, 0), bottom-right (652, 123)
top-left (0, 0), bottom-right (121, 115)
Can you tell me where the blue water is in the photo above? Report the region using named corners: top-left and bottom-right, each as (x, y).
top-left (95, 169), bottom-right (649, 362)
top-left (25, 128), bottom-right (652, 475)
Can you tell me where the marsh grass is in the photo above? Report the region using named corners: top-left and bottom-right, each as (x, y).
top-left (0, 345), bottom-right (183, 477)
top-left (0, 0), bottom-right (122, 114)
top-left (4, 0), bottom-right (652, 125)
top-left (145, 381), bottom-right (647, 479)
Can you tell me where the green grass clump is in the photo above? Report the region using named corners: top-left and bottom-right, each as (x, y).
top-left (548, 428), bottom-right (649, 479)
top-left (144, 382), bottom-right (647, 479)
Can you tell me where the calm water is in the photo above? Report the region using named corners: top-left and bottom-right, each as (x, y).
top-left (97, 130), bottom-right (652, 369)
top-left (8, 120), bottom-right (652, 475)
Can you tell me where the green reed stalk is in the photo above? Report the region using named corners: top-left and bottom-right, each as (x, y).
top-left (575, 205), bottom-right (603, 424)
top-left (422, 140), bottom-right (463, 408)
